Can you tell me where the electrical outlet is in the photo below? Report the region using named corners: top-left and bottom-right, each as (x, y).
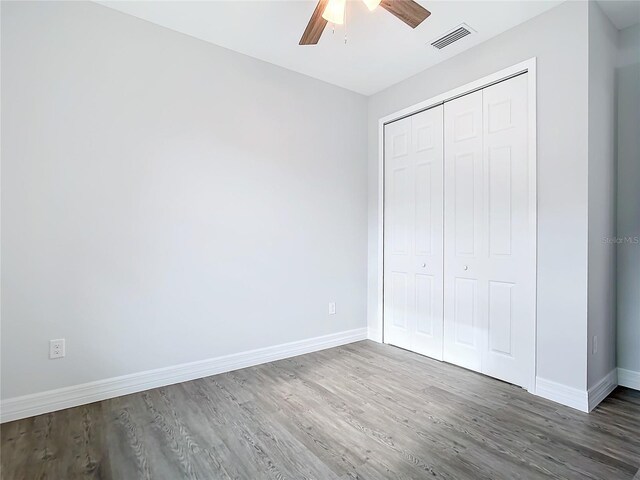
top-left (592, 335), bottom-right (598, 354)
top-left (49, 339), bottom-right (65, 359)
top-left (328, 302), bottom-right (336, 315)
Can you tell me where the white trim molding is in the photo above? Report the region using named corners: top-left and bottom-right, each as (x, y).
top-left (535, 377), bottom-right (589, 412)
top-left (0, 328), bottom-right (367, 423)
top-left (588, 369), bottom-right (618, 411)
top-left (618, 368), bottom-right (640, 390)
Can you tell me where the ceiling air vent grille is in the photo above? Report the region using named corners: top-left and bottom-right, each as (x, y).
top-left (431, 25), bottom-right (473, 50)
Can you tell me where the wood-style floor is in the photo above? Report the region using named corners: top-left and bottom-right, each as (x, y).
top-left (1, 340), bottom-right (639, 479)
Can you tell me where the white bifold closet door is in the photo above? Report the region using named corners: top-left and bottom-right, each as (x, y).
top-left (384, 105), bottom-right (444, 360)
top-left (443, 73), bottom-right (533, 388)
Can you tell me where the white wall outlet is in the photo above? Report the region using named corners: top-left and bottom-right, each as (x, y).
top-left (49, 339), bottom-right (65, 359)
top-left (592, 335), bottom-right (598, 354)
top-left (328, 302), bottom-right (336, 315)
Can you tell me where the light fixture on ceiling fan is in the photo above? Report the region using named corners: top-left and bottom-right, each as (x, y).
top-left (361, 0), bottom-right (383, 11)
top-left (322, 0), bottom-right (381, 24)
top-left (300, 0), bottom-right (431, 45)
top-left (321, 0), bottom-right (347, 24)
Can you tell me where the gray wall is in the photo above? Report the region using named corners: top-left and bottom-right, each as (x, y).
top-left (1, 1), bottom-right (368, 399)
top-left (367, 1), bottom-right (591, 390)
top-left (586, 1), bottom-right (619, 388)
top-left (616, 24), bottom-right (640, 377)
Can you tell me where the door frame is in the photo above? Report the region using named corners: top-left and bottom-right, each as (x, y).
top-left (375, 58), bottom-right (538, 392)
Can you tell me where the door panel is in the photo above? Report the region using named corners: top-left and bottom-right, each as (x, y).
top-left (488, 146), bottom-right (513, 256)
top-left (482, 74), bottom-right (533, 388)
top-left (384, 117), bottom-right (413, 349)
top-left (443, 90), bottom-right (484, 371)
top-left (415, 274), bottom-right (434, 336)
top-left (391, 167), bottom-right (410, 255)
top-left (390, 272), bottom-right (409, 328)
top-left (415, 163), bottom-right (433, 256)
top-left (384, 105), bottom-right (444, 360)
top-left (443, 74), bottom-right (533, 388)
top-left (454, 277), bottom-right (477, 347)
top-left (454, 153), bottom-right (478, 256)
top-left (488, 280), bottom-right (514, 355)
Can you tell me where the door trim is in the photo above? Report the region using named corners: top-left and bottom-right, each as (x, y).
top-left (374, 58), bottom-right (537, 392)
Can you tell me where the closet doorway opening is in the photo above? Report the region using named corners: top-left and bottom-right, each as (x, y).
top-left (378, 59), bottom-right (537, 392)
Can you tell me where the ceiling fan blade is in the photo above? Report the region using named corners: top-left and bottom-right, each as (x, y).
top-left (380, 0), bottom-right (431, 28)
top-left (299, 0), bottom-right (330, 45)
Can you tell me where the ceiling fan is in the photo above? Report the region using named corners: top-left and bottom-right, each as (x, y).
top-left (300, 0), bottom-right (431, 45)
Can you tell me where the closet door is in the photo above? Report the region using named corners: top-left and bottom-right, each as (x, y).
top-left (481, 74), bottom-right (533, 388)
top-left (442, 90), bottom-right (484, 372)
top-left (384, 106), bottom-right (444, 360)
top-left (443, 74), bottom-right (533, 388)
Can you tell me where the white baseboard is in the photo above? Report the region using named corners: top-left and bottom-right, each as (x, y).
top-left (618, 368), bottom-right (640, 390)
top-left (535, 377), bottom-right (589, 412)
top-left (0, 328), bottom-right (367, 423)
top-left (588, 369), bottom-right (618, 411)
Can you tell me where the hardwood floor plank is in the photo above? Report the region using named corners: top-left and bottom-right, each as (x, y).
top-left (0, 403), bottom-right (109, 480)
top-left (102, 394), bottom-right (155, 479)
top-left (2, 341), bottom-right (639, 479)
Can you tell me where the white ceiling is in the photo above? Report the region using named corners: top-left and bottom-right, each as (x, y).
top-left (99, 0), bottom-right (562, 95)
top-left (597, 0), bottom-right (640, 30)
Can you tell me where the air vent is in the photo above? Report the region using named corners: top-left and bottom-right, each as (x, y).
top-left (431, 24), bottom-right (473, 50)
